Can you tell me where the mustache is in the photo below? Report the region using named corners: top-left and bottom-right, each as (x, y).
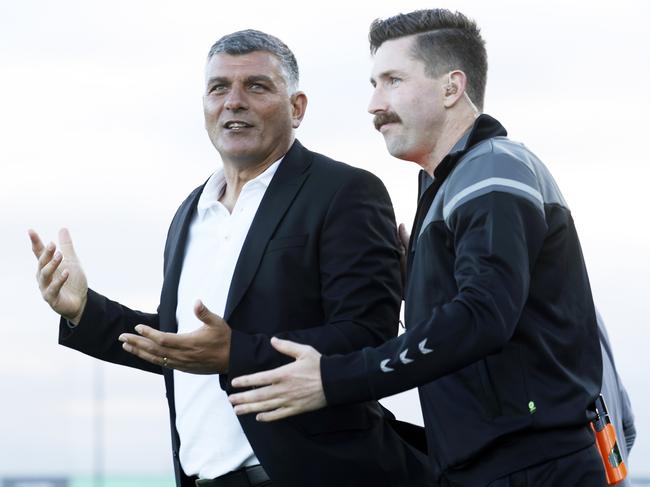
top-left (373, 112), bottom-right (402, 131)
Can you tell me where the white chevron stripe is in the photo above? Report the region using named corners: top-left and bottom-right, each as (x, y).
top-left (418, 339), bottom-right (433, 354)
top-left (399, 350), bottom-right (414, 364)
top-left (380, 359), bottom-right (394, 373)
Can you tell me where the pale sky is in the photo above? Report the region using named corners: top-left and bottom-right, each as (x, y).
top-left (1, 0), bottom-right (648, 478)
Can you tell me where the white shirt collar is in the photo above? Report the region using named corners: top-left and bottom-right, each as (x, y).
top-left (197, 157), bottom-right (283, 216)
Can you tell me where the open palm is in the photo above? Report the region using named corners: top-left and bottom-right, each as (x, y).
top-left (29, 228), bottom-right (88, 323)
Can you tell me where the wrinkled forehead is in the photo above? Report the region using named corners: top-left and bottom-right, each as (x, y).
top-left (205, 51), bottom-right (287, 84)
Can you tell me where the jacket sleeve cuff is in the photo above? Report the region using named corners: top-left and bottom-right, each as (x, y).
top-left (320, 350), bottom-right (375, 406)
top-left (220, 328), bottom-right (251, 392)
top-left (58, 288), bottom-right (101, 343)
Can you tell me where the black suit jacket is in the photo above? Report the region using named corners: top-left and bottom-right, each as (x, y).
top-left (59, 140), bottom-right (432, 487)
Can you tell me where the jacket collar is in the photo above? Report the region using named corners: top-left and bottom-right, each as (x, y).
top-left (433, 113), bottom-right (508, 179)
top-left (223, 139), bottom-right (311, 320)
top-left (417, 114), bottom-right (507, 199)
top-left (158, 139), bottom-right (311, 329)
top-left (409, 114), bottom-right (508, 271)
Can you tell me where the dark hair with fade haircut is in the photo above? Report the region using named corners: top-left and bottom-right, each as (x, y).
top-left (207, 29), bottom-right (300, 94)
top-left (369, 9), bottom-right (487, 110)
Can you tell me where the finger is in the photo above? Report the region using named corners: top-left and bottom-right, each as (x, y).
top-left (193, 299), bottom-right (222, 326)
top-left (43, 269), bottom-right (70, 302)
top-left (229, 384), bottom-right (279, 405)
top-left (37, 242), bottom-right (56, 272)
top-left (121, 340), bottom-right (168, 367)
top-left (270, 337), bottom-right (312, 359)
top-left (233, 397), bottom-right (285, 416)
top-left (119, 333), bottom-right (165, 357)
top-left (28, 229), bottom-right (46, 258)
top-left (58, 228), bottom-right (79, 261)
top-left (398, 223), bottom-right (410, 249)
top-left (39, 250), bottom-right (63, 287)
top-left (256, 407), bottom-right (297, 422)
top-left (231, 367), bottom-right (282, 389)
top-left (134, 324), bottom-right (183, 349)
top-left (36, 245), bottom-right (58, 289)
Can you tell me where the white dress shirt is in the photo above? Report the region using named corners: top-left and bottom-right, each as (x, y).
top-left (173, 159), bottom-right (281, 478)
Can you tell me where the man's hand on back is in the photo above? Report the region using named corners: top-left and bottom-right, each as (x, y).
top-left (228, 337), bottom-right (326, 421)
top-left (398, 223), bottom-right (410, 290)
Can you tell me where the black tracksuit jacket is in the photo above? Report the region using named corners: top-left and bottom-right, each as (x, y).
top-left (321, 114), bottom-right (603, 484)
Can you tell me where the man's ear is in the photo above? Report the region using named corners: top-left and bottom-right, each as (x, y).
top-left (290, 92), bottom-right (308, 129)
top-left (443, 70), bottom-right (468, 108)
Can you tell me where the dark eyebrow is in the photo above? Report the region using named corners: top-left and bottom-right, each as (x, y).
top-left (246, 75), bottom-right (276, 87)
top-left (206, 76), bottom-right (230, 87)
top-left (206, 75), bottom-right (278, 90)
top-left (378, 70), bottom-right (404, 80)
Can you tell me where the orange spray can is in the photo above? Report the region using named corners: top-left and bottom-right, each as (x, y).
top-left (590, 394), bottom-right (627, 484)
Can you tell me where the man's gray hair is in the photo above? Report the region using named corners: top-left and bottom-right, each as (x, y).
top-left (207, 29), bottom-right (300, 94)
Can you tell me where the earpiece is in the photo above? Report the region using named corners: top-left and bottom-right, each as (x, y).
top-left (445, 73), bottom-right (458, 95)
top-left (445, 71), bottom-right (480, 115)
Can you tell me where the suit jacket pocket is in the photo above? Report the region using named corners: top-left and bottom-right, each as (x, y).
top-left (265, 234), bottom-right (308, 254)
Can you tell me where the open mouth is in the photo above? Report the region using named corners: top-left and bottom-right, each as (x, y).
top-left (223, 121), bottom-right (253, 131)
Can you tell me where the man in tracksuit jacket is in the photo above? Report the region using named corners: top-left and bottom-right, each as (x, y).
top-left (228, 9), bottom-right (608, 486)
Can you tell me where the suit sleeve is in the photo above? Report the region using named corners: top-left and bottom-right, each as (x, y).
top-left (58, 288), bottom-right (163, 374)
top-left (223, 170), bottom-right (402, 390)
top-left (321, 189), bottom-right (547, 405)
top-left (57, 188), bottom-right (200, 375)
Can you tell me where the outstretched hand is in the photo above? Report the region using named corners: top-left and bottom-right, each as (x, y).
top-left (29, 228), bottom-right (88, 324)
top-left (228, 337), bottom-right (326, 422)
top-left (119, 300), bottom-right (232, 374)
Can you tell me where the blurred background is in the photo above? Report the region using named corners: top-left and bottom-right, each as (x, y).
top-left (1, 0), bottom-right (648, 484)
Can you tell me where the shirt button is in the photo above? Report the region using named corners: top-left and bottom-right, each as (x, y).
top-left (224, 234), bottom-right (230, 241)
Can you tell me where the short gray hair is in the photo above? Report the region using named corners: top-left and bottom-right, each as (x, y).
top-left (207, 29), bottom-right (300, 94)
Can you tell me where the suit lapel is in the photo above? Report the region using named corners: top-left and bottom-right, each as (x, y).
top-left (158, 185), bottom-right (204, 333)
top-left (224, 140), bottom-right (312, 321)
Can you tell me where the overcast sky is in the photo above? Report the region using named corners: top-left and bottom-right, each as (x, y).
top-left (1, 0), bottom-right (648, 478)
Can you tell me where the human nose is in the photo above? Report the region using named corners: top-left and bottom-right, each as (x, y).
top-left (367, 86), bottom-right (386, 115)
top-left (224, 84), bottom-right (248, 111)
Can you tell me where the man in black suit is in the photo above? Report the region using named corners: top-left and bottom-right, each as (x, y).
top-left (29, 30), bottom-right (431, 487)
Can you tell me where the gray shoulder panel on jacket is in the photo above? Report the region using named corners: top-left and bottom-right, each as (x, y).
top-left (442, 137), bottom-right (568, 226)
